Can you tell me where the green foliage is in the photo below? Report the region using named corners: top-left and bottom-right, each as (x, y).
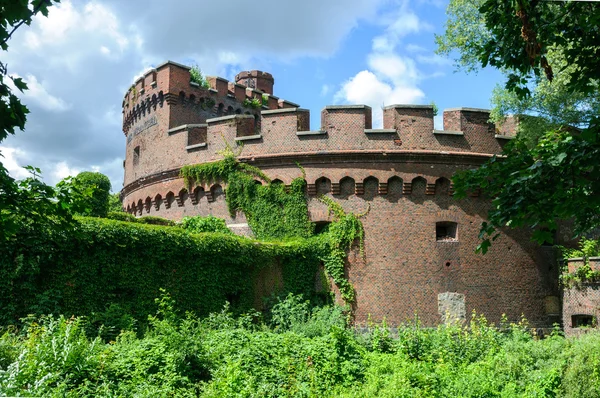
top-left (560, 238), bottom-right (600, 261)
top-left (0, 217), bottom-right (320, 328)
top-left (438, 0), bottom-right (600, 249)
top-left (453, 130), bottom-right (600, 252)
top-left (189, 64), bottom-right (210, 89)
top-left (181, 149), bottom-right (365, 304)
top-left (317, 196), bottom-right (366, 303)
top-left (559, 238), bottom-right (600, 286)
top-left (262, 94), bottom-right (269, 107)
top-left (181, 215), bottom-right (232, 235)
top-left (106, 210), bottom-right (138, 223)
top-left (269, 293), bottom-right (346, 338)
top-left (71, 171), bottom-right (111, 217)
top-left (243, 97), bottom-right (262, 109)
top-left (108, 192), bottom-right (122, 212)
top-left (4, 299), bottom-right (600, 397)
top-left (138, 215), bottom-right (176, 226)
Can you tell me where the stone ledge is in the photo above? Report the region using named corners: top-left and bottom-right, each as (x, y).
top-left (383, 104), bottom-right (433, 110)
top-left (325, 105), bottom-right (371, 110)
top-left (155, 60), bottom-right (191, 71)
top-left (190, 81), bottom-right (200, 88)
top-left (495, 134), bottom-right (515, 140)
top-left (235, 134), bottom-right (262, 141)
top-left (206, 114), bottom-right (253, 123)
top-left (262, 107), bottom-right (308, 115)
top-left (167, 124), bottom-right (208, 135)
top-left (297, 130), bottom-right (326, 136)
top-left (365, 129), bottom-right (396, 134)
top-left (185, 143), bottom-right (207, 151)
top-left (445, 107), bottom-right (490, 113)
top-left (433, 129), bottom-right (464, 136)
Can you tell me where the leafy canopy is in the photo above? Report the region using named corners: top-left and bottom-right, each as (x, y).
top-left (437, 0), bottom-right (600, 252)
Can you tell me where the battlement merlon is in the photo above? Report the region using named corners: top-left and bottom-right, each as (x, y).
top-left (122, 61), bottom-right (304, 134)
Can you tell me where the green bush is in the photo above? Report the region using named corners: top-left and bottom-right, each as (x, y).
top-left (0, 217), bottom-right (320, 328)
top-left (181, 215), bottom-right (232, 234)
top-left (106, 211), bottom-right (138, 222)
top-left (72, 171), bottom-right (112, 217)
top-left (138, 215), bottom-right (176, 226)
top-left (4, 298), bottom-right (600, 397)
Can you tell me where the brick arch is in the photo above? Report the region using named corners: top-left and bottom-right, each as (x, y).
top-left (315, 176), bottom-right (331, 195)
top-left (177, 188), bottom-right (189, 206)
top-left (179, 91), bottom-right (186, 105)
top-left (136, 199), bottom-right (143, 215)
top-left (338, 176), bottom-right (355, 198)
top-left (411, 176), bottom-right (427, 197)
top-left (210, 184), bottom-right (224, 202)
top-left (435, 177), bottom-right (452, 196)
top-left (189, 94), bottom-right (196, 106)
top-left (363, 176), bottom-right (379, 200)
top-left (144, 196), bottom-right (152, 213)
top-left (387, 176), bottom-right (403, 201)
top-left (154, 193), bottom-right (163, 210)
top-left (165, 191), bottom-right (175, 209)
top-left (192, 186), bottom-right (205, 205)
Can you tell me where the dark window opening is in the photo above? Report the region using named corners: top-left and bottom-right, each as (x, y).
top-left (572, 314), bottom-right (595, 328)
top-left (436, 221), bottom-right (458, 242)
top-left (133, 146), bottom-right (140, 166)
top-left (314, 221), bottom-right (331, 235)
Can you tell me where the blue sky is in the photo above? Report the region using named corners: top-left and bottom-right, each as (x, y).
top-left (1, 0), bottom-right (504, 191)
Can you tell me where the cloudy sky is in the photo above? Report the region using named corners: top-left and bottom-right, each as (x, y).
top-left (1, 0), bottom-right (503, 192)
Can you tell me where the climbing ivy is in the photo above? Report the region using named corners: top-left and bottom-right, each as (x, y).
top-left (180, 145), bottom-right (365, 304)
top-left (316, 196), bottom-right (367, 303)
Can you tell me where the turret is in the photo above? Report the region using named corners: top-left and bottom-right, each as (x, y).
top-left (235, 70), bottom-right (274, 95)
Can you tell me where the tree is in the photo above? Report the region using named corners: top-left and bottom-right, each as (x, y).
top-left (108, 192), bottom-right (123, 213)
top-left (436, 0), bottom-right (600, 252)
top-left (71, 171), bottom-right (111, 217)
top-left (0, 0), bottom-right (79, 241)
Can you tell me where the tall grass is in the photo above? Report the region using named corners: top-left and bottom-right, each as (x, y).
top-left (0, 293), bottom-right (599, 397)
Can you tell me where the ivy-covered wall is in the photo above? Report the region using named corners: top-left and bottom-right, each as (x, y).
top-left (0, 217), bottom-right (321, 326)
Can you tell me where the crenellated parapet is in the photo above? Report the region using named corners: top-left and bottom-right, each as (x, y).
top-left (121, 61), bottom-right (295, 136)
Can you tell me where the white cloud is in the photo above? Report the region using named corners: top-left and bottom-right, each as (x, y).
top-left (333, 2), bottom-right (430, 127)
top-left (20, 74), bottom-right (71, 112)
top-left (51, 161), bottom-right (81, 181)
top-left (2, 0), bottom-right (390, 190)
top-left (321, 84), bottom-right (331, 96)
top-left (0, 146), bottom-right (31, 180)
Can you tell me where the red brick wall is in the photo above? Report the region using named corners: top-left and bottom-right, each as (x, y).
top-left (120, 62), bottom-right (561, 328)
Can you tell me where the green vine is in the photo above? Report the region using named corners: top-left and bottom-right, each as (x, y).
top-left (180, 148), bottom-right (365, 305)
top-left (558, 238), bottom-right (600, 288)
top-left (316, 196), bottom-right (367, 303)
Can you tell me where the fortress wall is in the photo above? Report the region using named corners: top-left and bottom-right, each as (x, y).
top-left (119, 61), bottom-right (558, 329)
top-left (122, 160), bottom-right (559, 328)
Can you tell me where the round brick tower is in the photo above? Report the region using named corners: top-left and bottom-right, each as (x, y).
top-left (235, 70), bottom-right (274, 95)
top-left (121, 61), bottom-right (562, 328)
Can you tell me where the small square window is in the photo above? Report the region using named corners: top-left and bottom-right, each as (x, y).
top-left (436, 222), bottom-right (458, 242)
top-left (572, 314), bottom-right (595, 328)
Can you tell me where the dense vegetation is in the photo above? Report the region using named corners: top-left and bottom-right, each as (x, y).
top-left (1, 293), bottom-right (600, 397)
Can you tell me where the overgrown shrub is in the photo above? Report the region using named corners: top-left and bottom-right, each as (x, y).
top-left (71, 171), bottom-right (112, 217)
top-left (0, 217), bottom-right (320, 328)
top-left (181, 215), bottom-right (232, 234)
